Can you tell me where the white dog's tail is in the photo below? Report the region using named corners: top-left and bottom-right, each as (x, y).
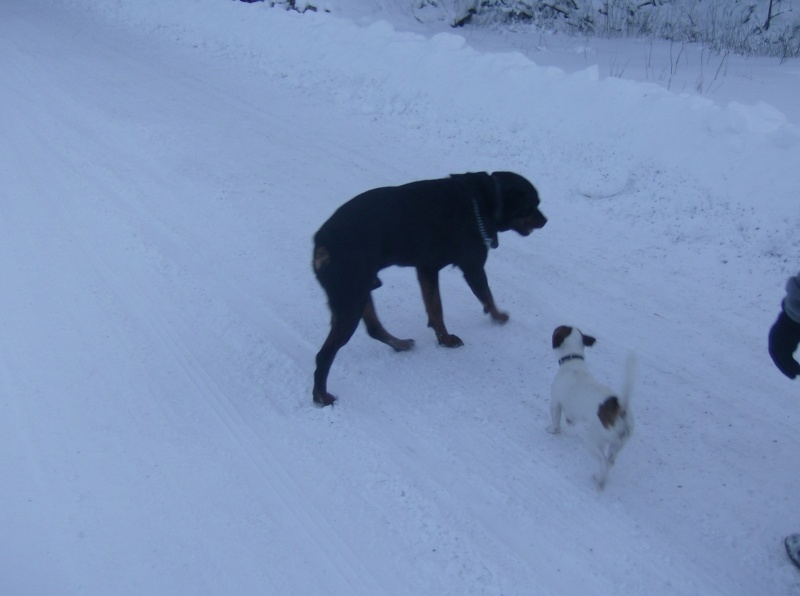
top-left (620, 352), bottom-right (637, 407)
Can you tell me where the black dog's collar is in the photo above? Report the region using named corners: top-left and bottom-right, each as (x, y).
top-left (471, 198), bottom-right (498, 250)
top-left (558, 354), bottom-right (584, 366)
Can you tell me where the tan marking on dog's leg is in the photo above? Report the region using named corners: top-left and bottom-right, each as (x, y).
top-left (362, 295), bottom-right (414, 352)
top-left (416, 267), bottom-right (463, 348)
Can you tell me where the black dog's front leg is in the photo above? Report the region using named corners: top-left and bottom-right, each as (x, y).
top-left (461, 264), bottom-right (509, 324)
top-left (416, 267), bottom-right (463, 347)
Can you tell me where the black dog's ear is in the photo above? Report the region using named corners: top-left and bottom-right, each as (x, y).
top-left (552, 326), bottom-right (572, 349)
top-left (582, 333), bottom-right (597, 347)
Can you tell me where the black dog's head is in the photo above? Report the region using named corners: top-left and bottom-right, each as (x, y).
top-left (491, 171), bottom-right (547, 236)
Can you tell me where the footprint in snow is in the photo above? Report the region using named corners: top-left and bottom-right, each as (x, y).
top-left (578, 166), bottom-right (631, 199)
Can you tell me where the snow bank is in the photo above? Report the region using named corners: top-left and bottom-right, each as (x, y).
top-left (60, 0), bottom-right (800, 238)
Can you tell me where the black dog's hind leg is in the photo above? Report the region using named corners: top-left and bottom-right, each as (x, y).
top-left (416, 267), bottom-right (463, 348)
top-left (313, 307), bottom-right (362, 407)
top-left (362, 295), bottom-right (415, 352)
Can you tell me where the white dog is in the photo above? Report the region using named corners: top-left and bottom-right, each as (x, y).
top-left (547, 325), bottom-right (636, 489)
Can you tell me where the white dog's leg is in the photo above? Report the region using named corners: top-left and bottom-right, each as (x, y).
top-left (593, 458), bottom-right (611, 489)
top-left (593, 471), bottom-right (608, 489)
top-left (591, 437), bottom-right (614, 489)
top-left (547, 401), bottom-right (562, 434)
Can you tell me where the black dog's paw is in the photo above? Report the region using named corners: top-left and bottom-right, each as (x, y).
top-left (491, 311), bottom-right (509, 324)
top-left (389, 338), bottom-right (415, 352)
top-left (484, 305), bottom-right (509, 324)
top-left (437, 334), bottom-right (464, 348)
top-left (312, 390), bottom-right (337, 408)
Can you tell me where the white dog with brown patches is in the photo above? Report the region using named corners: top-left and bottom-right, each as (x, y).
top-left (547, 326), bottom-right (636, 489)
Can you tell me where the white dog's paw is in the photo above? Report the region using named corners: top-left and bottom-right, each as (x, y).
top-left (546, 425), bottom-right (561, 434)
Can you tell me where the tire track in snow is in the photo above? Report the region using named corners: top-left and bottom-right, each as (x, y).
top-left (0, 2), bottom-right (397, 591)
top-left (47, 175), bottom-right (392, 592)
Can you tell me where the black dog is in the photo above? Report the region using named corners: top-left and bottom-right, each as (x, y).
top-left (311, 171), bottom-right (547, 406)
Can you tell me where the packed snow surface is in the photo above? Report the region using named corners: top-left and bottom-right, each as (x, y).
top-left (2, 0), bottom-right (800, 594)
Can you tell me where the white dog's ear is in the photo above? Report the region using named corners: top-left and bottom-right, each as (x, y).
top-left (582, 333), bottom-right (597, 347)
top-left (552, 326), bottom-right (572, 348)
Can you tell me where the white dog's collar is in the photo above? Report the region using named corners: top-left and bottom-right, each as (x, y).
top-left (558, 354), bottom-right (584, 366)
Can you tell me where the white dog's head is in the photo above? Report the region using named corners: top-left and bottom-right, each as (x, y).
top-left (552, 325), bottom-right (596, 362)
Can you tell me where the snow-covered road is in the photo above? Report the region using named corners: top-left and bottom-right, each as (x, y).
top-left (2, 1), bottom-right (800, 594)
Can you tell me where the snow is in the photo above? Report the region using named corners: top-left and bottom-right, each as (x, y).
top-left (2, 0), bottom-right (800, 593)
